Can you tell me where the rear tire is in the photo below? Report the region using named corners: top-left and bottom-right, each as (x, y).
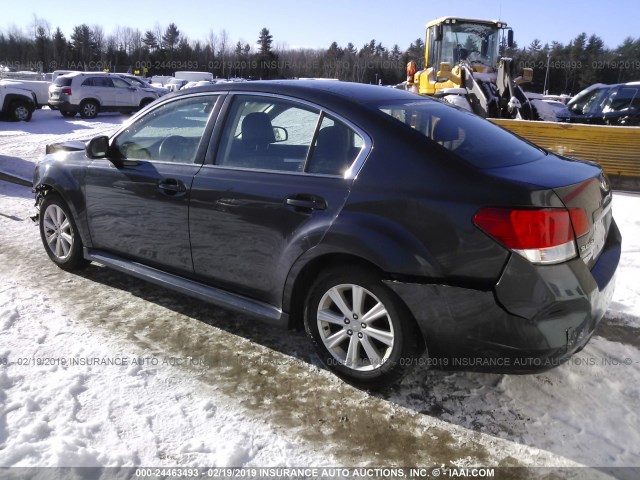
top-left (304, 267), bottom-right (420, 389)
top-left (61, 111), bottom-right (77, 118)
top-left (10, 100), bottom-right (32, 121)
top-left (39, 194), bottom-right (90, 271)
top-left (79, 100), bottom-right (99, 119)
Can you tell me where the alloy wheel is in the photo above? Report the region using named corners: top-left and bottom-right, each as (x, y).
top-left (42, 204), bottom-right (74, 261)
top-left (316, 283), bottom-right (395, 371)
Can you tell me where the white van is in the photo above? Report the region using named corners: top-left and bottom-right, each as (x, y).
top-left (174, 71), bottom-right (214, 82)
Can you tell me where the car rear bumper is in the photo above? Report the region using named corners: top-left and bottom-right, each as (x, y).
top-left (48, 99), bottom-right (77, 112)
top-left (385, 219), bottom-right (622, 372)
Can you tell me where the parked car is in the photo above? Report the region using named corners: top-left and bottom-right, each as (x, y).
top-left (48, 72), bottom-right (161, 118)
top-left (541, 99), bottom-right (571, 118)
top-left (33, 81), bottom-right (621, 387)
top-left (0, 81), bottom-right (35, 121)
top-left (558, 81), bottom-right (640, 126)
top-left (149, 75), bottom-right (172, 87)
top-left (51, 70), bottom-right (82, 83)
top-left (165, 78), bottom-right (188, 92)
top-left (543, 94), bottom-right (571, 104)
top-left (0, 78), bottom-right (51, 107)
top-left (174, 71), bottom-right (214, 83)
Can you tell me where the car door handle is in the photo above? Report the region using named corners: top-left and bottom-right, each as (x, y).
top-left (158, 179), bottom-right (187, 194)
top-left (285, 195), bottom-right (327, 211)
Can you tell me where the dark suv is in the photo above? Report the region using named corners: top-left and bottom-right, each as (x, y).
top-left (33, 81), bottom-right (621, 387)
top-left (558, 82), bottom-right (640, 126)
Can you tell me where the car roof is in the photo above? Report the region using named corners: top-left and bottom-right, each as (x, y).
top-left (172, 80), bottom-right (422, 106)
top-left (61, 71), bottom-right (116, 78)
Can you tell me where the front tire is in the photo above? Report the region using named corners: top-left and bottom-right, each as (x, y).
top-left (304, 267), bottom-right (420, 388)
top-left (10, 100), bottom-right (33, 121)
top-left (79, 100), bottom-right (99, 119)
top-left (39, 194), bottom-right (89, 271)
top-left (61, 110), bottom-right (77, 118)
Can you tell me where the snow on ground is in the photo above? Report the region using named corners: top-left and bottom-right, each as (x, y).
top-left (0, 111), bottom-right (639, 476)
top-left (0, 108), bottom-right (121, 181)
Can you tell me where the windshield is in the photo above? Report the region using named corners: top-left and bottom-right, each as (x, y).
top-left (375, 99), bottom-right (545, 169)
top-left (441, 22), bottom-right (500, 67)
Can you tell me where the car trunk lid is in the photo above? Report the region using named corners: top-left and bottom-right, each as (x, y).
top-left (484, 153), bottom-right (613, 269)
top-left (553, 172), bottom-right (613, 269)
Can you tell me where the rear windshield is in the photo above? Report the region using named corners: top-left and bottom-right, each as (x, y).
top-left (54, 77), bottom-right (72, 87)
top-left (374, 99), bottom-right (545, 169)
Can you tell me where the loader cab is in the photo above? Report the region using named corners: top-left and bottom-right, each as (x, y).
top-left (425, 17), bottom-right (510, 72)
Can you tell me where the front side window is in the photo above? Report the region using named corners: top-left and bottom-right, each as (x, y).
top-left (113, 95), bottom-right (217, 164)
top-left (127, 77), bottom-right (145, 87)
top-left (112, 77), bottom-right (131, 89)
top-left (569, 88), bottom-right (606, 115)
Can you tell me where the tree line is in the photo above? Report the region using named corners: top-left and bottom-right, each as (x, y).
top-left (1, 16), bottom-right (639, 94)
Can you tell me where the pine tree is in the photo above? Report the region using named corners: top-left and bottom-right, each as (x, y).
top-left (162, 23), bottom-right (180, 55)
top-left (143, 31), bottom-right (158, 53)
top-left (258, 28), bottom-right (273, 56)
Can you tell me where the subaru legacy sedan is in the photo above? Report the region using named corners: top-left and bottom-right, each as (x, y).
top-left (33, 81), bottom-right (621, 387)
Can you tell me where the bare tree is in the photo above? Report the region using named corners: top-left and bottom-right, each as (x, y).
top-left (92, 25), bottom-right (105, 58)
top-left (207, 29), bottom-right (218, 57)
top-left (219, 29), bottom-right (229, 77)
top-left (30, 14), bottom-right (51, 39)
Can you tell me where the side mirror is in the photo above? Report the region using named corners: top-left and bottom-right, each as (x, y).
top-left (86, 136), bottom-right (109, 159)
top-left (273, 126), bottom-right (289, 142)
top-left (507, 30), bottom-right (514, 48)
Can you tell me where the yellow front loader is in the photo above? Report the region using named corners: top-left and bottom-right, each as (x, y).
top-left (406, 17), bottom-right (640, 188)
top-left (406, 17), bottom-right (551, 120)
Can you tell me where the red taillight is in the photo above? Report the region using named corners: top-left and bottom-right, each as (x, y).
top-left (473, 207), bottom-right (589, 264)
top-left (62, 88), bottom-right (71, 95)
top-left (569, 207), bottom-right (590, 238)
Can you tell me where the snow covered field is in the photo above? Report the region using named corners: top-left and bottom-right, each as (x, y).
top-left (0, 110), bottom-right (639, 478)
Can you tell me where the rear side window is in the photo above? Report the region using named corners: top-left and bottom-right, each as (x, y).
top-left (82, 77), bottom-right (113, 88)
top-left (216, 95), bottom-right (320, 172)
top-left (375, 100), bottom-right (545, 169)
top-left (215, 95), bottom-right (365, 176)
top-left (54, 77), bottom-right (72, 87)
top-left (307, 115), bottom-right (364, 176)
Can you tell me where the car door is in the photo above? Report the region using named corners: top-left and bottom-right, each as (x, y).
top-left (189, 94), bottom-right (369, 307)
top-left (111, 77), bottom-right (136, 108)
top-left (84, 93), bottom-right (222, 275)
top-left (82, 76), bottom-right (115, 107)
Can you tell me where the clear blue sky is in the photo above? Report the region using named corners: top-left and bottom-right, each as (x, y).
top-left (2, 0), bottom-right (638, 51)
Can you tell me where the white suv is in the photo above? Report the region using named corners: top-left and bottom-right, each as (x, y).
top-left (48, 72), bottom-right (161, 119)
